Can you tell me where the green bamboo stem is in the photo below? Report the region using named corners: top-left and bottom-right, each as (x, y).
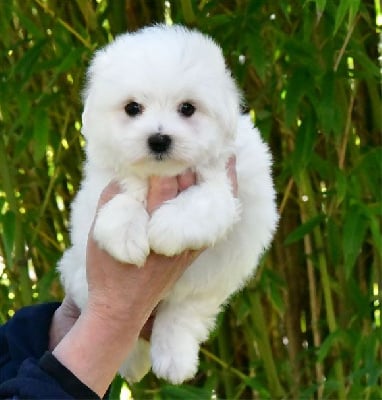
top-left (201, 347), bottom-right (248, 382)
top-left (216, 313), bottom-right (236, 399)
top-left (299, 171), bottom-right (346, 399)
top-left (250, 291), bottom-right (285, 399)
top-left (0, 135), bottom-right (32, 305)
top-left (0, 135), bottom-right (19, 246)
top-left (180, 0), bottom-right (196, 24)
top-left (299, 190), bottom-right (324, 399)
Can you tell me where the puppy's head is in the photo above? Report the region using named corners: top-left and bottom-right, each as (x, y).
top-left (82, 24), bottom-right (241, 177)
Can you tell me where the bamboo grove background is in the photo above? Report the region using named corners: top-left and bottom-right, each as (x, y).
top-left (0, 1), bottom-right (381, 399)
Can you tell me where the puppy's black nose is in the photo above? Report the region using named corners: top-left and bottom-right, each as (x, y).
top-left (147, 133), bottom-right (172, 155)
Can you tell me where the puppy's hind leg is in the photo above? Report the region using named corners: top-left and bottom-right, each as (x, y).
top-left (150, 299), bottom-right (217, 384)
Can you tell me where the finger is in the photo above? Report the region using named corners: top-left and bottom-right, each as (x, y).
top-left (97, 181), bottom-right (121, 208)
top-left (147, 176), bottom-right (178, 214)
top-left (61, 296), bottom-right (81, 318)
top-left (177, 169), bottom-right (196, 192)
top-left (226, 156), bottom-right (238, 197)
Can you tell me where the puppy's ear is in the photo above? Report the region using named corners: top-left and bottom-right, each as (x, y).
top-left (81, 105), bottom-right (89, 139)
top-left (217, 72), bottom-right (242, 140)
top-left (81, 63), bottom-right (98, 140)
top-left (82, 47), bottom-right (109, 101)
top-left (81, 47), bottom-right (111, 139)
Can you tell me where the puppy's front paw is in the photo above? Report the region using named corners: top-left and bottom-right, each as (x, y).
top-left (148, 183), bottom-right (240, 256)
top-left (148, 207), bottom-right (183, 256)
top-left (148, 203), bottom-right (204, 256)
top-left (151, 330), bottom-right (199, 384)
top-left (93, 194), bottom-right (149, 266)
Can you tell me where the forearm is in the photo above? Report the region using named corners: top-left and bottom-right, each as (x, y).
top-left (52, 306), bottom-right (147, 398)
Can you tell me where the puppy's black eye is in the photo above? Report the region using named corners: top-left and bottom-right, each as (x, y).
top-left (124, 102), bottom-right (143, 117)
top-left (179, 102), bottom-right (195, 117)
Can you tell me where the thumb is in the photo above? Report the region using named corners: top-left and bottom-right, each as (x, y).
top-left (147, 176), bottom-right (178, 214)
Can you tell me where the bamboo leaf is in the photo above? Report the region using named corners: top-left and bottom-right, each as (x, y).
top-left (160, 384), bottom-right (213, 399)
top-left (74, 0), bottom-right (97, 30)
top-left (334, 0), bottom-right (350, 34)
top-left (246, 26), bottom-right (267, 80)
top-left (317, 330), bottom-right (347, 362)
top-left (326, 217), bottom-right (341, 265)
top-left (0, 211), bottom-right (16, 268)
top-left (343, 205), bottom-right (368, 278)
top-left (285, 214), bottom-right (324, 245)
top-left (349, 0), bottom-right (361, 25)
top-left (292, 113), bottom-right (316, 175)
top-left (17, 10), bottom-right (44, 39)
top-left (33, 109), bottom-right (50, 162)
top-left (180, 0), bottom-right (196, 25)
top-left (315, 0), bottom-right (327, 13)
top-left (285, 67), bottom-right (307, 126)
top-left (317, 71), bottom-right (336, 134)
top-left (14, 39), bottom-right (48, 83)
top-left (334, 168), bottom-right (348, 206)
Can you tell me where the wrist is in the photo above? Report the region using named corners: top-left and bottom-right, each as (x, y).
top-left (49, 299), bottom-right (80, 351)
top-left (85, 293), bottom-right (153, 334)
top-left (52, 305), bottom-right (143, 397)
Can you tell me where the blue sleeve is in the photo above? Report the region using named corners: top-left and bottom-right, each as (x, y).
top-left (0, 303), bottom-right (60, 382)
top-left (0, 303), bottom-right (101, 399)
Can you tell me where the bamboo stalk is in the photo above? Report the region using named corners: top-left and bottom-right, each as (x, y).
top-left (333, 15), bottom-right (360, 72)
top-left (299, 198), bottom-right (324, 399)
top-left (249, 291), bottom-right (285, 399)
top-left (279, 177), bottom-right (294, 217)
top-left (180, 0), bottom-right (196, 24)
top-left (216, 313), bottom-right (236, 399)
top-left (0, 135), bottom-right (32, 306)
top-left (338, 85), bottom-right (356, 171)
top-left (200, 347), bottom-right (248, 382)
top-left (299, 171), bottom-right (346, 399)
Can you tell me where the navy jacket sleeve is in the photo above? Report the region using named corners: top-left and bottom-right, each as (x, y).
top-left (0, 303), bottom-right (101, 399)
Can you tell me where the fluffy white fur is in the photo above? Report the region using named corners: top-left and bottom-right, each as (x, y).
top-left (58, 24), bottom-right (278, 384)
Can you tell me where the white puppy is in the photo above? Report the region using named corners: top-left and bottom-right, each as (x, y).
top-left (59, 24), bottom-right (278, 384)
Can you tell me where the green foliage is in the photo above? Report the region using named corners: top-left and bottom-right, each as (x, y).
top-left (0, 0), bottom-right (380, 398)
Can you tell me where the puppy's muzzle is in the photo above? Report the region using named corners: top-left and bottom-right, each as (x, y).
top-left (148, 133), bottom-right (172, 157)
